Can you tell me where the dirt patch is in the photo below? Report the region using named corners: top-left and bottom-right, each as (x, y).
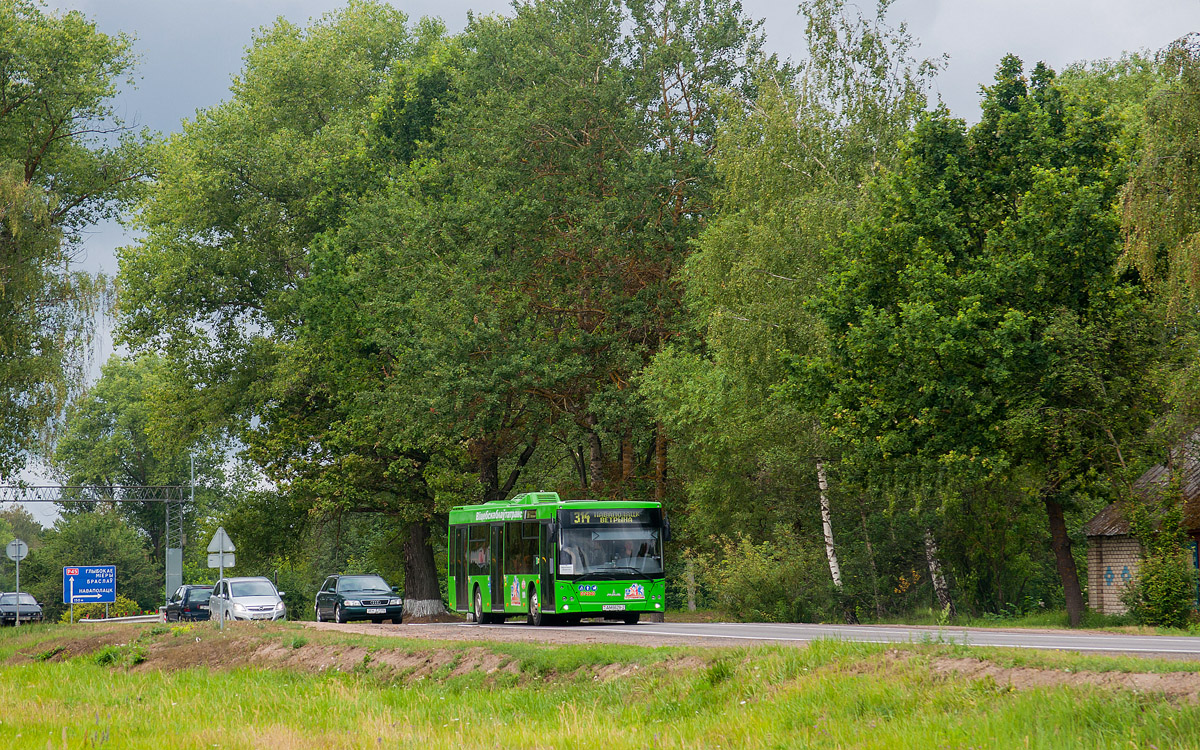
top-left (864, 651), bottom-right (1200, 703)
top-left (405, 612), bottom-right (467, 624)
top-left (5, 622), bottom-right (684, 686)
top-left (9, 624), bottom-right (135, 663)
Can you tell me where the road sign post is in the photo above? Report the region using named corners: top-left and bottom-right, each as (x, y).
top-left (207, 527), bottom-right (235, 631)
top-left (7, 540), bottom-right (28, 628)
top-left (63, 566), bottom-right (117, 624)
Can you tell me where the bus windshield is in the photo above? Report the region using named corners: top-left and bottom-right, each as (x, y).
top-left (559, 526), bottom-right (663, 577)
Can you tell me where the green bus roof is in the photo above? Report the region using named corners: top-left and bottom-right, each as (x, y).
top-left (448, 492), bottom-right (661, 524)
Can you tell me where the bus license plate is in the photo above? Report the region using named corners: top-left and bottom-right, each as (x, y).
top-left (366, 608), bottom-right (386, 614)
top-left (602, 604), bottom-right (626, 611)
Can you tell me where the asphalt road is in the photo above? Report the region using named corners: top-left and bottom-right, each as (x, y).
top-left (405, 620), bottom-right (1200, 657)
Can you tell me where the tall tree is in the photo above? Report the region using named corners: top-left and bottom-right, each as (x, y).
top-left (643, 0), bottom-right (938, 615)
top-left (812, 57), bottom-right (1161, 626)
top-left (117, 2), bottom-right (454, 616)
top-left (1122, 34), bottom-right (1200, 316)
top-left (337, 0), bottom-right (768, 510)
top-left (0, 0), bottom-right (147, 477)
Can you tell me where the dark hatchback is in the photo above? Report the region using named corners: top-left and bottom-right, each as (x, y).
top-left (315, 574), bottom-right (403, 624)
top-left (0, 592), bottom-right (42, 625)
top-left (164, 584), bottom-right (214, 622)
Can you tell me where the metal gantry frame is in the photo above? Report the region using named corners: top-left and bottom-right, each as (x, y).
top-left (0, 485), bottom-right (190, 601)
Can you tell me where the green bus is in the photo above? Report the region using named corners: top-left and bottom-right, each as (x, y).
top-left (447, 491), bottom-right (669, 625)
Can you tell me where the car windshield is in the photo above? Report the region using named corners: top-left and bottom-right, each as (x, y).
top-left (186, 589), bottom-right (212, 603)
top-left (337, 575), bottom-right (390, 593)
top-left (0, 593), bottom-right (36, 605)
top-left (229, 580), bottom-right (277, 598)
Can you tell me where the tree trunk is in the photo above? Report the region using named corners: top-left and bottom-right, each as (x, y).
top-left (817, 460), bottom-right (842, 589)
top-left (817, 460), bottom-right (857, 623)
top-left (654, 423), bottom-right (667, 502)
top-left (587, 418), bottom-right (604, 491)
top-left (621, 432), bottom-right (634, 481)
top-left (860, 504), bottom-right (883, 618)
top-left (478, 443), bottom-right (501, 502)
top-left (1045, 495), bottom-right (1085, 627)
top-left (499, 441), bottom-right (537, 498)
top-left (573, 445), bottom-right (587, 488)
top-left (402, 520), bottom-right (446, 619)
top-left (924, 528), bottom-right (955, 617)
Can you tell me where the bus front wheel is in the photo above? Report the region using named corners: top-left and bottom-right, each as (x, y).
top-left (473, 588), bottom-right (488, 625)
top-left (622, 613), bottom-right (640, 625)
top-left (527, 588), bottom-right (543, 627)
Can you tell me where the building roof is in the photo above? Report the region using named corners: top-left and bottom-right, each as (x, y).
top-left (1083, 439), bottom-right (1200, 537)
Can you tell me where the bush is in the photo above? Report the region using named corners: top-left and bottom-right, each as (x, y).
top-left (61, 593), bottom-right (142, 622)
top-left (93, 643), bottom-right (147, 668)
top-left (1123, 496), bottom-right (1198, 629)
top-left (1121, 552), bottom-right (1196, 629)
top-left (697, 529), bottom-right (832, 622)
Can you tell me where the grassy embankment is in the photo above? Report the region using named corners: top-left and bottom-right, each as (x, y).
top-left (1, 622), bottom-right (1200, 749)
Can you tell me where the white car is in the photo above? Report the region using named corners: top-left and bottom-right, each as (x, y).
top-left (208, 576), bottom-right (287, 622)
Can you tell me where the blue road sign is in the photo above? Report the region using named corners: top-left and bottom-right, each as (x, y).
top-left (63, 566), bottom-right (116, 604)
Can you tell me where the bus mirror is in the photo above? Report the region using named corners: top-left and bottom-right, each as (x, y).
top-left (547, 522), bottom-right (558, 541)
top-left (663, 515), bottom-right (672, 542)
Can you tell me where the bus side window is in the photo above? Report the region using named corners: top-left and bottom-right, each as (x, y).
top-left (505, 521), bottom-right (537, 574)
top-left (468, 524), bottom-right (489, 576)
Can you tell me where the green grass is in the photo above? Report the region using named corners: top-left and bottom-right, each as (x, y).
top-left (0, 623), bottom-right (1199, 748)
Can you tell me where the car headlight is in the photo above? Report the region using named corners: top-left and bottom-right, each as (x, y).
top-left (232, 602), bottom-right (248, 613)
top-left (343, 600), bottom-right (361, 607)
top-left (388, 598), bottom-right (403, 606)
top-left (275, 601), bottom-right (286, 611)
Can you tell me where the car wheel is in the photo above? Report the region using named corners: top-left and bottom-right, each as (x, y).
top-left (527, 587), bottom-right (543, 627)
top-left (390, 617), bottom-right (402, 625)
top-left (335, 603), bottom-right (346, 624)
top-left (314, 606), bottom-right (323, 623)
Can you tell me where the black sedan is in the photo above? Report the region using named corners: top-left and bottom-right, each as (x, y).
top-left (164, 584), bottom-right (214, 622)
top-left (0, 592), bottom-right (42, 625)
top-left (315, 574), bottom-right (403, 624)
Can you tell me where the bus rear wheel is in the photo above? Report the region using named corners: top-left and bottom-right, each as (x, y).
top-left (622, 613), bottom-right (640, 625)
top-left (527, 588), bottom-right (543, 627)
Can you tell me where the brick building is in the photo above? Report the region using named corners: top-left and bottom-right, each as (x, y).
top-left (1083, 445), bottom-right (1200, 615)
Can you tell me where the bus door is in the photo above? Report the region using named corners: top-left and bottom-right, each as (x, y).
top-left (453, 526), bottom-right (468, 611)
top-left (490, 524), bottom-right (504, 613)
top-left (539, 522), bottom-right (556, 612)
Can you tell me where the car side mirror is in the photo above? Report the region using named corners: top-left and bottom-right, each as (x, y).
top-left (278, 592), bottom-right (286, 598)
top-left (392, 586), bottom-right (400, 593)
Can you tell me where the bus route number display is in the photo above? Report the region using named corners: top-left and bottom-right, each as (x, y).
top-left (564, 508), bottom-right (652, 526)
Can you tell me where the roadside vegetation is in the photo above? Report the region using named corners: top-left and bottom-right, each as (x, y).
top-left (6, 0), bottom-right (1200, 635)
top-left (3, 623), bottom-right (1200, 749)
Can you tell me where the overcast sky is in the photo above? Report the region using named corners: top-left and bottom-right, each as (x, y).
top-left (16, 0), bottom-right (1198, 520)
